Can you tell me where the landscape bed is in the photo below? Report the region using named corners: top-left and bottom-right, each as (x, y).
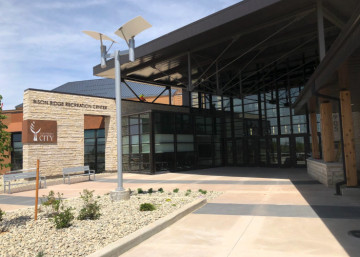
top-left (0, 189), bottom-right (220, 257)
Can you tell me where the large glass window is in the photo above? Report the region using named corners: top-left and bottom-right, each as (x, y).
top-left (122, 113), bottom-right (151, 172)
top-left (84, 129), bottom-right (105, 173)
top-left (11, 133), bottom-right (23, 170)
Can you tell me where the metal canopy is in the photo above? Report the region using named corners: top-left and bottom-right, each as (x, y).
top-left (293, 2), bottom-right (360, 114)
top-left (93, 0), bottom-right (357, 98)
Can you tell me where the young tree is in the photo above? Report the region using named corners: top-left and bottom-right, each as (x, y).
top-left (0, 95), bottom-right (11, 170)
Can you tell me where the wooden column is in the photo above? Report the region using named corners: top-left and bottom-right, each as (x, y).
top-left (340, 90), bottom-right (358, 186)
top-left (320, 102), bottom-right (335, 162)
top-left (310, 113), bottom-right (320, 159)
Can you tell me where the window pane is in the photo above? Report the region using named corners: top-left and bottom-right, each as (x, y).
top-left (97, 129), bottom-right (105, 138)
top-left (141, 144), bottom-right (150, 153)
top-left (177, 134), bottom-right (194, 143)
top-left (155, 134), bottom-right (174, 143)
top-left (12, 133), bottom-right (22, 142)
top-left (84, 130), bottom-right (95, 138)
top-left (155, 143), bottom-right (174, 153)
top-left (130, 116), bottom-right (139, 125)
top-left (131, 135), bottom-right (139, 144)
top-left (141, 134), bottom-right (150, 143)
top-left (177, 143), bottom-right (194, 152)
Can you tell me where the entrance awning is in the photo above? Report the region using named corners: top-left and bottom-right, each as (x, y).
top-left (293, 3), bottom-right (360, 114)
top-left (93, 0), bottom-right (356, 98)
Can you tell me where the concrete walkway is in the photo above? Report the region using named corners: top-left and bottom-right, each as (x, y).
top-left (1, 167), bottom-right (360, 256)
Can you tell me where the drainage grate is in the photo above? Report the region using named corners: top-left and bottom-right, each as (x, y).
top-left (348, 230), bottom-right (360, 238)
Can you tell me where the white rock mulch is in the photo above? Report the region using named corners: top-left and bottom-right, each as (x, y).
top-left (0, 190), bottom-right (221, 257)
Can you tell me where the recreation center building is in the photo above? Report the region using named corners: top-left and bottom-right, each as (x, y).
top-left (2, 0), bottom-right (360, 190)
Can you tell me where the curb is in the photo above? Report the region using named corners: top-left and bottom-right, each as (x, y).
top-left (87, 198), bottom-right (207, 257)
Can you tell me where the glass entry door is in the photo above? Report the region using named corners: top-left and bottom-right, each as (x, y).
top-left (278, 135), bottom-right (309, 167)
top-left (280, 137), bottom-right (291, 167)
top-left (293, 136), bottom-right (308, 167)
top-left (84, 129), bottom-right (105, 173)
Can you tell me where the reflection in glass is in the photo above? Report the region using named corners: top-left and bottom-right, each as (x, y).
top-left (280, 137), bottom-right (290, 166)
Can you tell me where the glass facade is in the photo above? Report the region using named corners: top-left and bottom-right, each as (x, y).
top-left (120, 84), bottom-right (313, 173)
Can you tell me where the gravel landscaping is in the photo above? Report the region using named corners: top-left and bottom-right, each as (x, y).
top-left (0, 189), bottom-right (221, 257)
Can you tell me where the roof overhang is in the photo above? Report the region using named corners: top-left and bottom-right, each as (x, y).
top-left (293, 2), bottom-right (360, 114)
top-left (93, 0), bottom-right (356, 98)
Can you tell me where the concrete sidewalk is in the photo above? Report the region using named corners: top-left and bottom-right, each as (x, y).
top-left (1, 167), bottom-right (360, 256)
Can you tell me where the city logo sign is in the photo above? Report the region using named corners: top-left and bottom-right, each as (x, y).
top-left (23, 120), bottom-right (57, 144)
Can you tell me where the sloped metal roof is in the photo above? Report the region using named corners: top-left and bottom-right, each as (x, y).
top-left (52, 78), bottom-right (176, 99)
top-left (93, 0), bottom-right (357, 98)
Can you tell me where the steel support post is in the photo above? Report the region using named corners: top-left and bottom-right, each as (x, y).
top-left (110, 50), bottom-right (130, 201)
top-left (317, 0), bottom-right (326, 61)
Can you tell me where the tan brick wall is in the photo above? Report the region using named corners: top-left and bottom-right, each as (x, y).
top-left (22, 90), bottom-right (118, 177)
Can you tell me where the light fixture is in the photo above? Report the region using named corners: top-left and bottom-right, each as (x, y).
top-left (83, 16), bottom-right (152, 201)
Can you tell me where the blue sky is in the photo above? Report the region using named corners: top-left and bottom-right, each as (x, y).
top-left (0, 0), bottom-right (240, 109)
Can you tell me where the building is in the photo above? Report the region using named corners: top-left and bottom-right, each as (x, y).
top-left (1, 0), bottom-right (360, 190)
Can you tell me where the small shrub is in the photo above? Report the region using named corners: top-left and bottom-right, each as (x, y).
top-left (198, 189), bottom-right (207, 195)
top-left (158, 188), bottom-right (164, 193)
top-left (166, 198), bottom-right (171, 202)
top-left (53, 207), bottom-right (74, 229)
top-left (172, 204), bottom-right (176, 207)
top-left (173, 188), bottom-right (179, 193)
top-left (137, 188), bottom-right (144, 194)
top-left (185, 189), bottom-right (191, 196)
top-left (0, 208), bottom-right (4, 221)
top-left (148, 188), bottom-right (153, 194)
top-left (140, 203), bottom-right (156, 211)
top-left (41, 191), bottom-right (62, 215)
top-left (77, 189), bottom-right (101, 220)
top-left (36, 251), bottom-right (45, 257)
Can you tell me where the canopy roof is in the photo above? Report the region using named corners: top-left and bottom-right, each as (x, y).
top-left (94, 0), bottom-right (357, 98)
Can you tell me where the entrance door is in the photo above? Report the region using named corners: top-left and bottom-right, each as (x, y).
top-left (84, 129), bottom-right (105, 173)
top-left (279, 137), bottom-right (291, 167)
top-left (292, 135), bottom-right (308, 167)
top-left (279, 135), bottom-right (309, 167)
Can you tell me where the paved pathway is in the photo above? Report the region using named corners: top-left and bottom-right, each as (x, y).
top-left (1, 167), bottom-right (359, 256)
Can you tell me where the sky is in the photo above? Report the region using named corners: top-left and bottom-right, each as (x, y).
top-left (0, 0), bottom-right (241, 110)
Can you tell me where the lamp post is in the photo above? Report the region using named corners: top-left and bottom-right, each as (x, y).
top-left (83, 16), bottom-right (151, 200)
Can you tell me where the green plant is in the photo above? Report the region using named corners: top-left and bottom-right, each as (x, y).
top-left (198, 189), bottom-right (207, 194)
top-left (36, 251), bottom-right (45, 257)
top-left (41, 191), bottom-right (62, 216)
top-left (140, 203), bottom-right (156, 211)
top-left (137, 188), bottom-right (144, 194)
top-left (158, 188), bottom-right (164, 193)
top-left (53, 207), bottom-right (74, 229)
top-left (173, 188), bottom-right (179, 193)
top-left (0, 208), bottom-right (4, 221)
top-left (185, 189), bottom-right (191, 196)
top-left (77, 189), bottom-right (101, 220)
top-left (0, 95), bottom-right (12, 170)
top-left (148, 188), bottom-right (153, 194)
top-left (172, 204), bottom-right (176, 206)
top-left (166, 198), bottom-right (171, 202)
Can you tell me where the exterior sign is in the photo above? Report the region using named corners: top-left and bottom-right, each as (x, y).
top-left (23, 120), bottom-right (57, 144)
top-left (32, 99), bottom-right (108, 110)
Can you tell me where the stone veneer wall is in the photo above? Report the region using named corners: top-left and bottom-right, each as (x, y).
top-left (23, 90), bottom-right (118, 177)
top-left (307, 158), bottom-right (344, 186)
